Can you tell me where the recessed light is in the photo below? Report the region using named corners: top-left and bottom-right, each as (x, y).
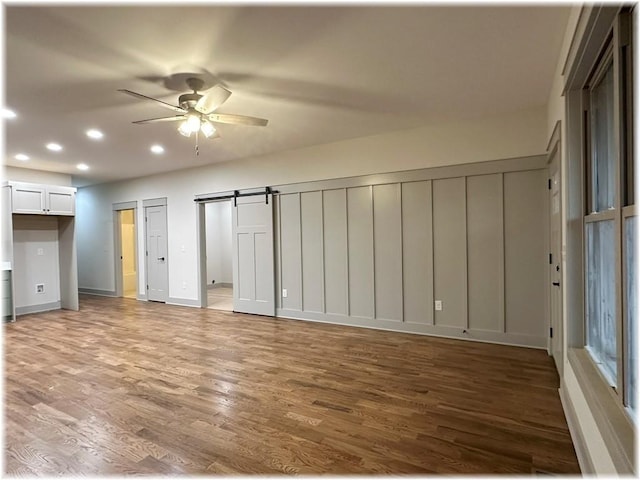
top-left (76, 163), bottom-right (89, 171)
top-left (46, 143), bottom-right (63, 152)
top-left (86, 129), bottom-right (104, 140)
top-left (150, 144), bottom-right (164, 154)
top-left (3, 109), bottom-right (17, 119)
top-left (14, 154), bottom-right (29, 161)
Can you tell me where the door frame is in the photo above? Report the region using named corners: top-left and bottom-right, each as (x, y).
top-left (547, 121), bottom-right (563, 374)
top-left (112, 201), bottom-right (140, 299)
top-left (196, 198), bottom-right (234, 309)
top-left (143, 197), bottom-right (168, 303)
top-left (197, 201), bottom-right (207, 308)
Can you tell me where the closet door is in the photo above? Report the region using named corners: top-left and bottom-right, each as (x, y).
top-left (145, 205), bottom-right (168, 303)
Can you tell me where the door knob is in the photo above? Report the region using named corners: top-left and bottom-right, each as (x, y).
top-left (158, 257), bottom-right (165, 261)
top-left (552, 282), bottom-right (560, 286)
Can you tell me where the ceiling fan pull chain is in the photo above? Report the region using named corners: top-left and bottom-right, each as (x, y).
top-left (195, 129), bottom-right (200, 156)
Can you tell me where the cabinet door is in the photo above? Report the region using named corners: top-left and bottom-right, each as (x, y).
top-left (46, 187), bottom-right (75, 216)
top-left (12, 185), bottom-right (46, 214)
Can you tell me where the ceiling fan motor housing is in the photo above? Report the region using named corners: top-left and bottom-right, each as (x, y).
top-left (178, 92), bottom-right (203, 110)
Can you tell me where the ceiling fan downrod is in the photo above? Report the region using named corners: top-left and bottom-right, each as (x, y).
top-left (186, 77), bottom-right (205, 93)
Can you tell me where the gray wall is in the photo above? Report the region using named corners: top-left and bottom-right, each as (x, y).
top-left (275, 156), bottom-right (548, 348)
top-left (12, 215), bottom-right (61, 309)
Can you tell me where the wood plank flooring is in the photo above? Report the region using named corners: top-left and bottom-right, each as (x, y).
top-left (4, 295), bottom-right (580, 475)
top-left (207, 286), bottom-right (233, 311)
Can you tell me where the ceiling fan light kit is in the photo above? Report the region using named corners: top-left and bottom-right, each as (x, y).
top-left (178, 117), bottom-right (216, 138)
top-left (178, 121), bottom-right (192, 137)
top-left (118, 76), bottom-right (268, 156)
top-left (186, 112), bottom-right (201, 132)
top-left (200, 121), bottom-right (216, 138)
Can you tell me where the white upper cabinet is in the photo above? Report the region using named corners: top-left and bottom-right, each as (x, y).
top-left (10, 182), bottom-right (76, 216)
top-left (46, 186), bottom-right (76, 215)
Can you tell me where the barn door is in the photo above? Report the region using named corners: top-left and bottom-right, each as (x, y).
top-left (232, 195), bottom-right (275, 316)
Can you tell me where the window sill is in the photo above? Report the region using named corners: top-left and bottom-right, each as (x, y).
top-left (568, 348), bottom-right (635, 474)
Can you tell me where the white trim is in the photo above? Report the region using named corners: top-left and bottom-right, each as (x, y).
top-left (559, 384), bottom-right (592, 474)
top-left (15, 301), bottom-right (62, 315)
top-left (112, 201), bottom-right (137, 211)
top-left (142, 197), bottom-right (167, 208)
top-left (78, 288), bottom-right (116, 297)
top-left (276, 308), bottom-right (546, 349)
top-left (167, 297), bottom-right (201, 308)
top-left (274, 155), bottom-right (546, 195)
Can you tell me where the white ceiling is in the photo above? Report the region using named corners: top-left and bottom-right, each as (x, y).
top-left (4, 5), bottom-right (570, 187)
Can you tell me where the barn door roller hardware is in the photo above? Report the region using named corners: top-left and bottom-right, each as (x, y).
top-left (194, 187), bottom-right (276, 206)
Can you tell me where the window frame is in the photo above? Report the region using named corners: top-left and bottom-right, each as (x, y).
top-left (582, 24), bottom-right (625, 399)
top-left (564, 5), bottom-right (635, 474)
top-left (582, 3), bottom-right (636, 405)
top-left (622, 204), bottom-right (636, 415)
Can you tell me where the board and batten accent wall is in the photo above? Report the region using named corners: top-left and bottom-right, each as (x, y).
top-left (274, 156), bottom-right (549, 348)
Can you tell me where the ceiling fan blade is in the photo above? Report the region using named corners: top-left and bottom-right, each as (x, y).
top-left (195, 85), bottom-right (232, 114)
top-left (132, 115), bottom-right (186, 124)
top-left (208, 113), bottom-right (268, 127)
top-left (118, 89), bottom-right (186, 113)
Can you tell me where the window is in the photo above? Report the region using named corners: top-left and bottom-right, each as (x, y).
top-left (625, 216), bottom-right (636, 417)
top-left (585, 220), bottom-right (617, 385)
top-left (565, 6), bottom-right (635, 472)
top-left (583, 10), bottom-right (635, 419)
top-left (589, 59), bottom-right (616, 213)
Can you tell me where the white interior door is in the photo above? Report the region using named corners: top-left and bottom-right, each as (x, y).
top-left (232, 195), bottom-right (275, 316)
top-left (145, 205), bottom-right (168, 303)
top-left (549, 151), bottom-right (563, 373)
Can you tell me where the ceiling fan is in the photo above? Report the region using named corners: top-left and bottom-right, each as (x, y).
top-left (118, 77), bottom-right (268, 154)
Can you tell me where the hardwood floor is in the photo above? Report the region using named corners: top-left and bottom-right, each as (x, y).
top-left (4, 295), bottom-right (580, 475)
top-left (206, 286), bottom-right (233, 311)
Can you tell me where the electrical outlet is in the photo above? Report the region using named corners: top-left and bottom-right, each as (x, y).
top-left (37, 248), bottom-right (44, 256)
top-left (435, 300), bottom-right (443, 311)
top-left (182, 281), bottom-right (187, 290)
top-left (36, 284), bottom-right (45, 294)
top-left (282, 288), bottom-right (288, 298)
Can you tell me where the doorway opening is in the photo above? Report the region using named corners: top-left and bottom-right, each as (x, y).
top-left (204, 200), bottom-right (233, 311)
top-left (119, 209), bottom-right (137, 299)
top-left (113, 204), bottom-right (139, 300)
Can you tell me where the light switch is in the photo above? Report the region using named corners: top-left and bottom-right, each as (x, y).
top-left (282, 289), bottom-right (288, 298)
